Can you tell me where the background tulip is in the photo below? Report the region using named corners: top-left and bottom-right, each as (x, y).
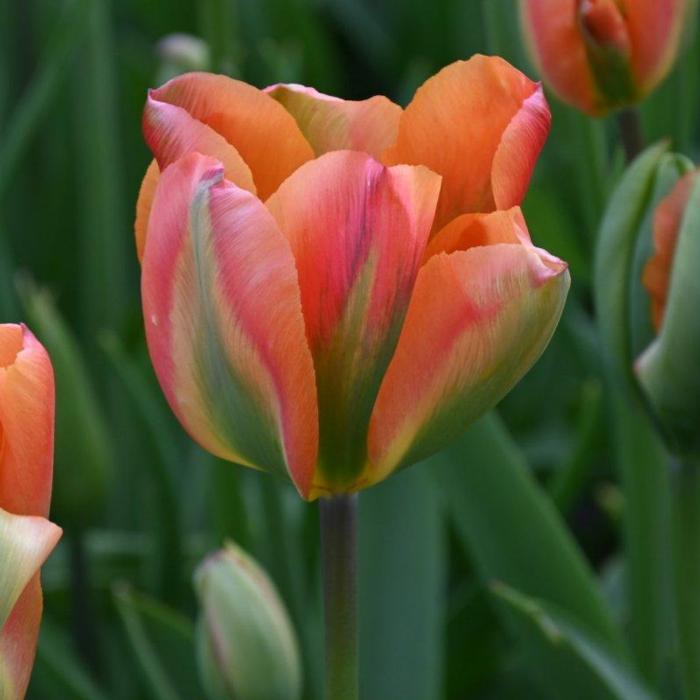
top-left (137, 55), bottom-right (570, 500)
top-left (0, 324), bottom-right (61, 699)
top-left (520, 0), bottom-right (688, 115)
top-left (194, 543), bottom-right (302, 700)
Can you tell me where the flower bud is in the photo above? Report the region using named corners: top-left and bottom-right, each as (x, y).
top-left (520, 0), bottom-right (687, 115)
top-left (637, 170), bottom-right (700, 460)
top-left (594, 142), bottom-right (700, 460)
top-left (156, 34), bottom-right (210, 84)
top-left (194, 544), bottom-right (302, 700)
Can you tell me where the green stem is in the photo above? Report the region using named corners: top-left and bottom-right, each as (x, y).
top-left (320, 494), bottom-right (358, 700)
top-left (672, 460), bottom-right (700, 700)
top-left (616, 108), bottom-right (644, 164)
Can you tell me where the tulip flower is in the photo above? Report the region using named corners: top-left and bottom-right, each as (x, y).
top-left (195, 543), bottom-right (301, 700)
top-left (0, 323), bottom-right (61, 699)
top-left (135, 55), bottom-right (570, 500)
top-left (638, 169), bottom-right (700, 460)
top-left (520, 0), bottom-right (687, 115)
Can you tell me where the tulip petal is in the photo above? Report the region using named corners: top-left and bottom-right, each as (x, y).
top-left (151, 73), bottom-right (314, 200)
top-left (0, 508), bottom-right (62, 700)
top-left (137, 93), bottom-right (259, 263)
top-left (143, 93), bottom-right (256, 193)
top-left (424, 206), bottom-right (532, 260)
top-left (520, 0), bottom-right (600, 114)
top-left (368, 244), bottom-right (569, 483)
top-left (624, 0), bottom-right (685, 91)
top-left (643, 171), bottom-right (696, 331)
top-left (383, 55), bottom-right (550, 233)
top-left (135, 159), bottom-right (160, 262)
top-left (265, 151), bottom-right (441, 494)
top-left (265, 83), bottom-right (402, 159)
top-left (0, 325), bottom-right (55, 518)
top-left (141, 153), bottom-right (318, 497)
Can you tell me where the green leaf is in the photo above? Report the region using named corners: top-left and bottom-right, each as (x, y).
top-left (359, 467), bottom-right (445, 700)
top-left (0, 0), bottom-right (90, 199)
top-left (101, 334), bottom-right (186, 604)
top-left (113, 584), bottom-right (199, 700)
top-left (21, 282), bottom-right (113, 532)
top-left (491, 582), bottom-right (659, 700)
top-left (433, 412), bottom-right (625, 656)
top-left (594, 140), bottom-right (669, 394)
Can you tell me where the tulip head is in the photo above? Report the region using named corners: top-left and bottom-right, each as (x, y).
top-left (194, 544), bottom-right (301, 700)
top-left (521, 0), bottom-right (687, 115)
top-left (637, 170), bottom-right (700, 460)
top-left (136, 56), bottom-right (570, 499)
top-left (0, 323), bottom-right (61, 699)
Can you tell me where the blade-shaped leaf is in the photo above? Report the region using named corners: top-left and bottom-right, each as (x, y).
top-left (359, 467), bottom-right (445, 700)
top-left (432, 412), bottom-right (625, 656)
top-left (491, 582), bottom-right (658, 700)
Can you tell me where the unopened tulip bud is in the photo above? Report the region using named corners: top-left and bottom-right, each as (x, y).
top-left (194, 544), bottom-right (302, 700)
top-left (637, 170), bottom-right (700, 460)
top-left (156, 33), bottom-right (210, 84)
top-left (521, 0), bottom-right (687, 115)
top-left (595, 143), bottom-right (700, 459)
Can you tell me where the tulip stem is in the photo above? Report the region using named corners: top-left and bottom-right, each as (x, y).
top-left (672, 459), bottom-right (700, 700)
top-left (320, 494), bottom-right (358, 700)
top-left (616, 108), bottom-right (644, 164)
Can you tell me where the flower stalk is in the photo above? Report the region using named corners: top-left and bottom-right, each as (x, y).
top-left (616, 108), bottom-right (644, 164)
top-left (672, 459), bottom-right (700, 700)
top-left (320, 494), bottom-right (359, 700)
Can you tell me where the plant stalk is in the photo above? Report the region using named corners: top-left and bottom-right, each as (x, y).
top-left (616, 108), bottom-right (644, 164)
top-left (320, 494), bottom-right (359, 700)
top-left (672, 459), bottom-right (700, 700)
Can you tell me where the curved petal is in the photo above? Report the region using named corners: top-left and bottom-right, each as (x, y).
top-left (141, 153), bottom-right (318, 497)
top-left (623, 0), bottom-right (685, 91)
top-left (520, 0), bottom-right (600, 114)
top-left (143, 93), bottom-right (256, 191)
top-left (0, 508), bottom-right (61, 700)
top-left (368, 244), bottom-right (569, 483)
top-left (424, 206), bottom-right (532, 260)
top-left (643, 171), bottom-right (696, 331)
top-left (0, 325), bottom-right (55, 518)
top-left (135, 160), bottom-right (160, 262)
top-left (151, 73), bottom-right (314, 199)
top-left (265, 83), bottom-right (402, 159)
top-left (383, 55), bottom-right (550, 232)
top-left (265, 151), bottom-right (441, 494)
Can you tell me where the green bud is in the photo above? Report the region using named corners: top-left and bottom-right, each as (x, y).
top-left (636, 171), bottom-right (700, 461)
top-left (194, 543), bottom-right (302, 700)
top-left (19, 281), bottom-right (112, 531)
top-left (595, 143), bottom-right (700, 460)
top-left (156, 33), bottom-right (210, 84)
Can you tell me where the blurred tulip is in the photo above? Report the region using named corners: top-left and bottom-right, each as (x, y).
top-left (638, 170), bottom-right (700, 460)
top-left (20, 284), bottom-right (112, 531)
top-left (0, 323), bottom-right (61, 699)
top-left (520, 0), bottom-right (687, 115)
top-left (136, 55), bottom-right (570, 499)
top-left (194, 543), bottom-right (301, 700)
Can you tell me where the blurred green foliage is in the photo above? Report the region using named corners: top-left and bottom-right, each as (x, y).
top-left (1, 0), bottom-right (699, 698)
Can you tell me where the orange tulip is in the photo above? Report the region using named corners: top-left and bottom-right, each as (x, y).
top-left (520, 0), bottom-right (687, 115)
top-left (0, 323), bottom-right (61, 699)
top-left (136, 55), bottom-right (570, 500)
